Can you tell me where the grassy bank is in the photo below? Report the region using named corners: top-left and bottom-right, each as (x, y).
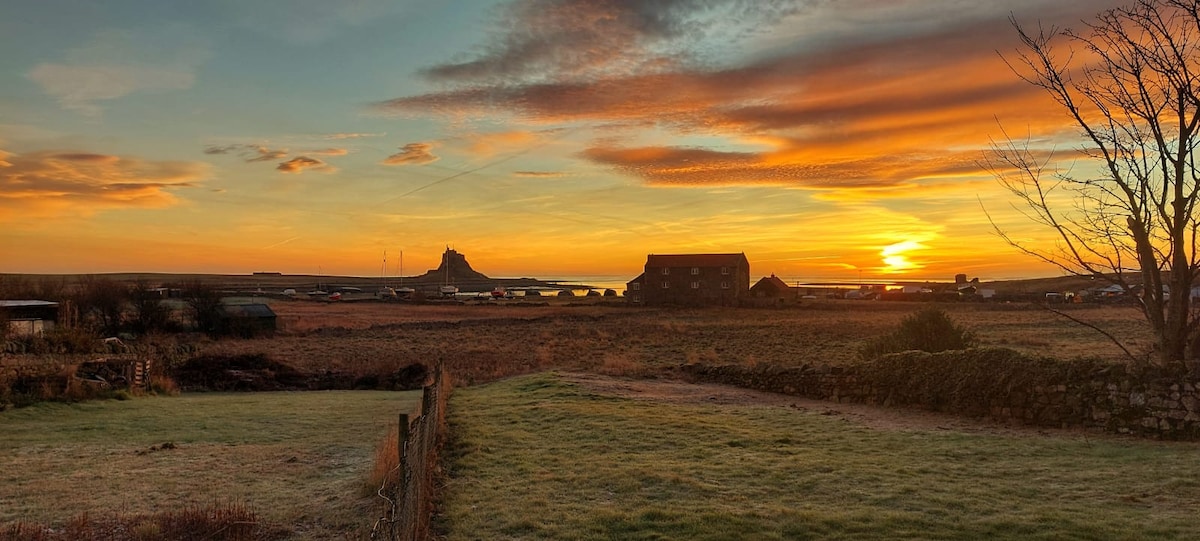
top-left (0, 390), bottom-right (420, 538)
top-left (441, 373), bottom-right (1200, 540)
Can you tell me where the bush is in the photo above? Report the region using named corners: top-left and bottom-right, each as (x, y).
top-left (148, 374), bottom-right (181, 396)
top-left (859, 308), bottom-right (977, 360)
top-left (170, 354), bottom-right (308, 391)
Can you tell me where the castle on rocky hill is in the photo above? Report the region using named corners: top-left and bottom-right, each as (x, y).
top-left (412, 247), bottom-right (490, 284)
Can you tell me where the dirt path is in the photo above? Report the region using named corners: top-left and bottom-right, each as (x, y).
top-left (559, 372), bottom-right (1108, 440)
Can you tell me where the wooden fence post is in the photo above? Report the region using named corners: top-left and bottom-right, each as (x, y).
top-left (398, 413), bottom-right (410, 466)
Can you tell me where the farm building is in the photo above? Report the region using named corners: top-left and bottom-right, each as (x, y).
top-left (1, 300), bottom-right (59, 336)
top-left (750, 274), bottom-right (794, 299)
top-left (626, 253), bottom-right (750, 306)
top-left (215, 303), bottom-right (277, 337)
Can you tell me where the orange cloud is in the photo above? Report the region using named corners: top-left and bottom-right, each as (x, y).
top-left (579, 144), bottom-right (997, 187)
top-left (383, 142), bottom-right (438, 165)
top-left (376, 7), bottom-right (1102, 192)
top-left (463, 130), bottom-right (544, 156)
top-left (276, 156), bottom-right (334, 174)
top-left (303, 148), bottom-right (349, 156)
top-left (0, 149), bottom-right (206, 219)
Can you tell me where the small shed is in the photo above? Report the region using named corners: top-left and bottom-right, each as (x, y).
top-left (750, 274), bottom-right (793, 298)
top-left (215, 303), bottom-right (277, 337)
top-left (1, 300), bottom-right (59, 336)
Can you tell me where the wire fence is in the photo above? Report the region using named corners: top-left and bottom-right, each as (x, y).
top-left (372, 364), bottom-right (448, 541)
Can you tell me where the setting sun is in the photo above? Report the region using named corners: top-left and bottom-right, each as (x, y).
top-left (880, 240), bottom-right (928, 274)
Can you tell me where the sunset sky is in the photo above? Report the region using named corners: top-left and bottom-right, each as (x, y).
top-left (0, 0), bottom-right (1126, 281)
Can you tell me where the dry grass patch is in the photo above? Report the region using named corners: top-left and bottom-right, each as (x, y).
top-left (0, 390), bottom-right (420, 539)
top-left (200, 302), bottom-right (1151, 387)
top-left (270, 301), bottom-right (613, 333)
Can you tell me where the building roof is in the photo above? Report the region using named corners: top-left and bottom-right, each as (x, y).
top-left (752, 275), bottom-right (790, 291)
top-left (646, 253), bottom-right (747, 268)
top-left (0, 300), bottom-right (59, 308)
top-left (217, 303), bottom-right (277, 318)
top-left (627, 272), bottom-right (645, 284)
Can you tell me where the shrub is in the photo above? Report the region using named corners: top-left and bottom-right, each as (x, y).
top-left (859, 308), bottom-right (977, 360)
top-left (148, 374), bottom-right (181, 396)
top-left (0, 502), bottom-right (269, 541)
top-left (9, 326), bottom-right (102, 355)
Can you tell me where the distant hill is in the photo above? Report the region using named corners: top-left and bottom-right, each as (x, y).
top-left (0, 248), bottom-right (574, 294)
top-left (984, 274), bottom-right (1140, 295)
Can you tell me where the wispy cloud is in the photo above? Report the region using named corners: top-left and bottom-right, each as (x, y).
top-left (513, 170), bottom-right (567, 178)
top-left (247, 146), bottom-right (289, 162)
top-left (226, 0), bottom-right (414, 45)
top-left (421, 0), bottom-right (808, 84)
top-left (26, 28), bottom-right (208, 117)
top-left (324, 132), bottom-right (386, 140)
top-left (203, 144), bottom-right (289, 162)
top-left (0, 148), bottom-right (206, 219)
top-left (383, 142), bottom-right (438, 165)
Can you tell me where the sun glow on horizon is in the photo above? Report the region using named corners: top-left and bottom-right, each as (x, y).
top-left (880, 240), bottom-right (928, 273)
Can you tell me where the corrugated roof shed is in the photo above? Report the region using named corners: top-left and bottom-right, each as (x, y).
top-left (0, 300), bottom-right (59, 308)
top-left (217, 303), bottom-right (276, 318)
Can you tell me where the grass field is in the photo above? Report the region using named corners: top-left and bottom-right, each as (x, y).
top-left (440, 373), bottom-right (1200, 540)
top-left (0, 299), bottom-right (1169, 539)
top-left (0, 390), bottom-right (420, 538)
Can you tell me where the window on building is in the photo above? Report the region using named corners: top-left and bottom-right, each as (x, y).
top-left (661, 267), bottom-right (670, 275)
top-left (721, 267), bottom-right (730, 275)
top-left (691, 267), bottom-right (699, 275)
top-left (630, 282), bottom-right (640, 291)
top-left (721, 281), bottom-right (730, 289)
top-left (691, 281), bottom-right (700, 289)
top-left (661, 281), bottom-right (670, 289)
top-left (632, 294), bottom-right (641, 303)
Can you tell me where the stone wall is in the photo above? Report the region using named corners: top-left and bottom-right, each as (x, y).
top-left (682, 348), bottom-right (1200, 440)
top-left (0, 355), bottom-right (75, 382)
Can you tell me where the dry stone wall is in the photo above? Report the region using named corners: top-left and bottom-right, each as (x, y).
top-left (682, 348), bottom-right (1200, 439)
top-left (0, 356), bottom-right (73, 381)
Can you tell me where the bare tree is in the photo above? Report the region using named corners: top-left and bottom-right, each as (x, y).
top-left (989, 0), bottom-right (1200, 369)
top-left (182, 280), bottom-right (222, 334)
top-left (130, 280), bottom-right (171, 334)
top-left (74, 276), bottom-right (128, 336)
